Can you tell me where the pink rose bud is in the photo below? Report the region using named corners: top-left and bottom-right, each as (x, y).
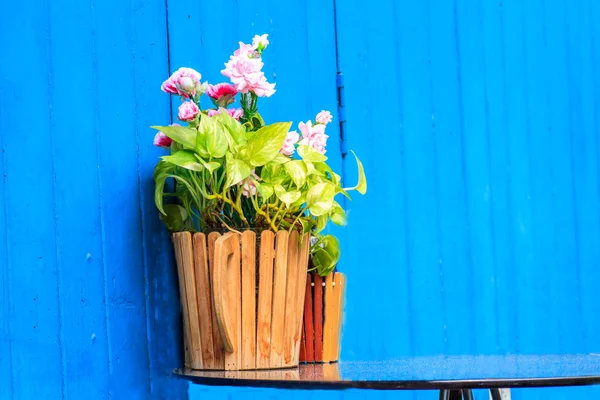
top-left (252, 34), bottom-right (269, 51)
top-left (178, 101), bottom-right (200, 121)
top-left (161, 67), bottom-right (202, 98)
top-left (153, 123), bottom-right (179, 148)
top-left (280, 130), bottom-right (299, 156)
top-left (315, 110), bottom-right (333, 125)
top-left (153, 132), bottom-right (173, 148)
top-left (206, 83), bottom-right (238, 108)
top-left (179, 77), bottom-right (195, 92)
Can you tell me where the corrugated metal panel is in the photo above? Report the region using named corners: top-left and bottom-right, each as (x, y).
top-left (0, 0), bottom-right (186, 398)
top-left (1, 0), bottom-right (600, 399)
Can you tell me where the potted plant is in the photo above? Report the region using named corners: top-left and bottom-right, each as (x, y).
top-left (152, 34), bottom-right (366, 371)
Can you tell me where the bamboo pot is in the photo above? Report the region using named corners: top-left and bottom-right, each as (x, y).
top-left (299, 272), bottom-right (346, 363)
top-left (173, 230), bottom-right (310, 370)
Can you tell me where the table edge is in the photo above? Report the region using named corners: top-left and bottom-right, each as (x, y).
top-left (173, 370), bottom-right (600, 390)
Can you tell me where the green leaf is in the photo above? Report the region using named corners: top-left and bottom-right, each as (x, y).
top-left (225, 153), bottom-right (252, 188)
top-left (297, 144), bottom-right (328, 162)
top-left (311, 235), bottom-right (340, 276)
top-left (271, 153), bottom-right (291, 164)
top-left (274, 185), bottom-right (301, 207)
top-left (195, 128), bottom-right (210, 159)
top-left (330, 202), bottom-right (347, 226)
top-left (255, 182), bottom-right (274, 200)
top-left (159, 204), bottom-right (188, 232)
top-left (285, 160), bottom-right (308, 188)
top-left (291, 193), bottom-right (306, 208)
top-left (151, 125), bottom-right (196, 150)
top-left (315, 215), bottom-right (328, 233)
top-left (199, 115), bottom-right (228, 158)
top-left (314, 162), bottom-right (339, 183)
top-left (304, 160), bottom-right (317, 175)
top-left (212, 110), bottom-right (247, 146)
top-left (161, 150), bottom-right (204, 171)
top-left (306, 182), bottom-right (336, 216)
top-left (154, 161), bottom-right (175, 215)
top-left (240, 122), bottom-right (292, 167)
top-left (343, 150), bottom-right (367, 194)
top-left (261, 163), bottom-right (285, 185)
top-left (154, 159), bottom-right (175, 181)
top-left (252, 112), bottom-right (265, 129)
top-left (197, 157), bottom-right (221, 173)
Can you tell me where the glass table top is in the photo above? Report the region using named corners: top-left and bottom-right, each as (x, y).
top-left (175, 354), bottom-right (600, 390)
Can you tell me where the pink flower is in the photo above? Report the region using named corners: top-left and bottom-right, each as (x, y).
top-left (153, 132), bottom-right (172, 148)
top-left (221, 42), bottom-right (276, 97)
top-left (280, 130), bottom-right (299, 156)
top-left (298, 121), bottom-right (328, 154)
top-left (240, 170), bottom-right (260, 198)
top-left (206, 83), bottom-right (238, 108)
top-left (178, 101), bottom-right (200, 121)
top-left (252, 34), bottom-right (269, 51)
top-left (207, 107), bottom-right (244, 121)
top-left (161, 67), bottom-right (202, 98)
top-left (234, 42), bottom-right (258, 58)
top-left (153, 123), bottom-right (180, 148)
top-left (315, 110), bottom-right (333, 125)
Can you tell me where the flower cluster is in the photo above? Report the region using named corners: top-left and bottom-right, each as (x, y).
top-left (221, 38), bottom-right (275, 97)
top-left (280, 110), bottom-right (333, 156)
top-left (152, 34), bottom-right (366, 276)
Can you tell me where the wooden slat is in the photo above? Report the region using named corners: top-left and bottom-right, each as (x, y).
top-left (256, 230), bottom-right (275, 369)
top-left (241, 231), bottom-right (256, 370)
top-left (303, 274), bottom-right (314, 362)
top-left (283, 230), bottom-right (300, 366)
top-left (313, 273), bottom-right (324, 362)
top-left (299, 322), bottom-right (307, 363)
top-left (332, 272), bottom-right (346, 362)
top-left (193, 233), bottom-right (215, 369)
top-left (269, 230), bottom-right (289, 368)
top-left (322, 273), bottom-right (335, 362)
top-left (177, 232), bottom-right (203, 369)
top-left (213, 233), bottom-right (242, 370)
top-left (173, 233), bottom-right (192, 368)
top-left (207, 232), bottom-right (224, 369)
top-left (292, 234), bottom-right (311, 364)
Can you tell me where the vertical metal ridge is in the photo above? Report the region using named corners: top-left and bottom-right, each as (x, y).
top-left (424, 0), bottom-right (449, 352)
top-left (129, 0), bottom-right (153, 395)
top-left (44, 0), bottom-right (66, 396)
top-left (164, 0), bottom-right (173, 124)
top-left (562, 0), bottom-right (585, 350)
top-left (452, 0), bottom-right (477, 354)
top-left (89, 0), bottom-right (113, 388)
top-left (0, 77), bottom-right (15, 400)
top-left (333, 0), bottom-right (349, 164)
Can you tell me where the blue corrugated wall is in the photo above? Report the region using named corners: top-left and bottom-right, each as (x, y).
top-left (1, 0), bottom-right (600, 399)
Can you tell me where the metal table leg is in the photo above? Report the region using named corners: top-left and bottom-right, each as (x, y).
top-left (490, 388), bottom-right (503, 400)
top-left (439, 390), bottom-right (465, 400)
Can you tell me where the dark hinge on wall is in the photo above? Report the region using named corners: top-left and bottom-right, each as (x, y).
top-left (336, 72), bottom-right (348, 156)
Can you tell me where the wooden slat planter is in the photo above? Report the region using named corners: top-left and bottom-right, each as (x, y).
top-left (173, 230), bottom-right (310, 370)
top-left (299, 271), bottom-right (346, 364)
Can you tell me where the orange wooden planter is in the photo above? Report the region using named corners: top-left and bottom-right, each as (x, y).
top-left (173, 230), bottom-right (310, 370)
top-left (299, 272), bottom-right (346, 363)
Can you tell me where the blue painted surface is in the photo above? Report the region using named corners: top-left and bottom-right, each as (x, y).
top-left (0, 0), bottom-right (599, 399)
top-left (0, 0), bottom-right (185, 399)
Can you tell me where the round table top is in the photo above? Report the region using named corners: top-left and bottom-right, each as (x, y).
top-left (175, 354), bottom-right (600, 390)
